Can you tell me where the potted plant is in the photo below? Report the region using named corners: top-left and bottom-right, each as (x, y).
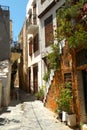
top-left (64, 82), bottom-right (76, 127)
top-left (55, 108), bottom-right (62, 122)
top-left (56, 82), bottom-right (76, 126)
top-left (57, 88), bottom-right (68, 122)
top-left (66, 112), bottom-right (76, 127)
top-left (35, 88), bottom-right (44, 101)
top-left (56, 82), bottom-right (72, 122)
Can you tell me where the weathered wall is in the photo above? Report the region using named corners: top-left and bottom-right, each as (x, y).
top-left (0, 9), bottom-right (10, 60)
top-left (45, 71), bottom-right (63, 112)
top-left (45, 45), bottom-right (87, 125)
top-left (0, 60), bottom-right (11, 106)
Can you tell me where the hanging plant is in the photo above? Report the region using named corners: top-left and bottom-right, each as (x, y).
top-left (43, 70), bottom-right (50, 82)
top-left (56, 82), bottom-right (73, 114)
top-left (56, 0), bottom-right (87, 48)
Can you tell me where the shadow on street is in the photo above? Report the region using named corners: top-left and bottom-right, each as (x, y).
top-left (10, 89), bottom-right (37, 106)
top-left (0, 89), bottom-right (37, 115)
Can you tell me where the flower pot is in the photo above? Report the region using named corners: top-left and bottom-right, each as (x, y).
top-left (66, 113), bottom-right (76, 127)
top-left (58, 110), bottom-right (62, 121)
top-left (62, 111), bottom-right (67, 122)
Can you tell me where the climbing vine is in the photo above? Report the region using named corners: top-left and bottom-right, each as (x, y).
top-left (43, 44), bottom-right (61, 82)
top-left (56, 0), bottom-right (87, 48)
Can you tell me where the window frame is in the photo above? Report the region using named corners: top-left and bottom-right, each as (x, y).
top-left (44, 15), bottom-right (54, 47)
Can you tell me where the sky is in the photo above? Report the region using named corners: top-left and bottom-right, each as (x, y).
top-left (0, 0), bottom-right (29, 42)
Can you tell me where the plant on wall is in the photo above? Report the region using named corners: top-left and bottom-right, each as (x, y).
top-left (43, 44), bottom-right (61, 82)
top-left (47, 44), bottom-right (61, 70)
top-left (56, 0), bottom-right (87, 48)
top-left (43, 70), bottom-right (50, 82)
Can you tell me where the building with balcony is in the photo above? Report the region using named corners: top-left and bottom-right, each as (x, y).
top-left (18, 0), bottom-right (87, 127)
top-left (24, 0), bottom-right (66, 95)
top-left (37, 0), bottom-right (87, 126)
top-left (25, 0), bottom-right (40, 93)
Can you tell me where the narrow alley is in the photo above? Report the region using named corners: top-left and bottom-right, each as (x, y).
top-left (0, 90), bottom-right (76, 130)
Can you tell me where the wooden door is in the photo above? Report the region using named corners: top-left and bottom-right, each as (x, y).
top-left (28, 68), bottom-right (31, 93)
top-left (33, 66), bottom-right (38, 93)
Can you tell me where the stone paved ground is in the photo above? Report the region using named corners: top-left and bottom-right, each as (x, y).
top-left (0, 90), bottom-right (79, 130)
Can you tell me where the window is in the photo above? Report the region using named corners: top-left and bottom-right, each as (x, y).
top-left (76, 49), bottom-right (87, 67)
top-left (29, 38), bottom-right (33, 56)
top-left (64, 73), bottom-right (72, 83)
top-left (44, 15), bottom-right (54, 47)
top-left (33, 33), bottom-right (38, 52)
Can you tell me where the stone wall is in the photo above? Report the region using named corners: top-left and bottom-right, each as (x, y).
top-left (0, 8), bottom-right (10, 60)
top-left (0, 60), bottom-right (11, 106)
top-left (45, 71), bottom-right (63, 112)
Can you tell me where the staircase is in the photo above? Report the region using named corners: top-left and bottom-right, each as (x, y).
top-left (43, 69), bottom-right (55, 104)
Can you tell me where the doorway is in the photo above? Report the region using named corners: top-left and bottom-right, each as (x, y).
top-left (28, 68), bottom-right (31, 93)
top-left (33, 65), bottom-right (38, 93)
top-left (82, 69), bottom-right (87, 114)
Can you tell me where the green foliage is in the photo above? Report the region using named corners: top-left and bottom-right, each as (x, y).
top-left (35, 88), bottom-right (44, 101)
top-left (43, 44), bottom-right (61, 82)
top-left (56, 0), bottom-right (87, 48)
top-left (47, 44), bottom-right (61, 70)
top-left (56, 82), bottom-right (73, 113)
top-left (68, 25), bottom-right (87, 48)
top-left (43, 70), bottom-right (50, 82)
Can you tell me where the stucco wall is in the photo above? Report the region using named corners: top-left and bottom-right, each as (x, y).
top-left (0, 9), bottom-right (10, 60)
top-left (0, 60), bottom-right (11, 106)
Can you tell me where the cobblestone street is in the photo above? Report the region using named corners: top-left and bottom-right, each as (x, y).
top-left (0, 90), bottom-right (77, 130)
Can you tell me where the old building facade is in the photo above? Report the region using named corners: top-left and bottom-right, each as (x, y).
top-left (18, 20), bottom-right (28, 91)
top-left (26, 0), bottom-right (39, 93)
top-left (25, 0), bottom-right (65, 94)
top-left (18, 0), bottom-right (87, 126)
top-left (0, 5), bottom-right (11, 60)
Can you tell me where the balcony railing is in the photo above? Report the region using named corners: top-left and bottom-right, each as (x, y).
top-left (26, 14), bottom-right (37, 26)
top-left (26, 14), bottom-right (38, 35)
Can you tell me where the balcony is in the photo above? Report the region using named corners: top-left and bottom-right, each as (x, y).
top-left (27, 24), bottom-right (38, 35)
top-left (26, 14), bottom-right (38, 35)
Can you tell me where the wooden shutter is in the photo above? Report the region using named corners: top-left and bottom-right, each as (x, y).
top-left (44, 15), bottom-right (54, 47)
